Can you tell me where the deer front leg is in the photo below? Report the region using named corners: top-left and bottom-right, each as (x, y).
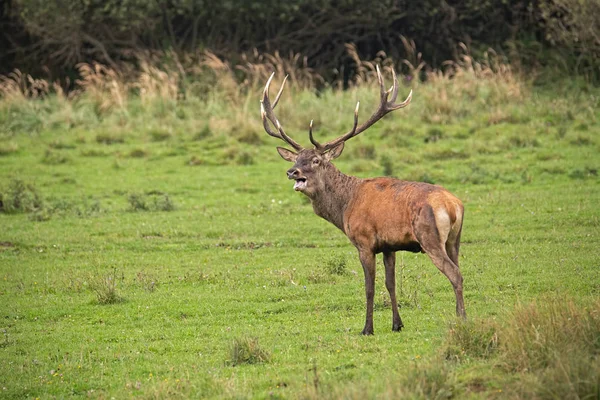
top-left (358, 250), bottom-right (376, 335)
top-left (383, 251), bottom-right (403, 331)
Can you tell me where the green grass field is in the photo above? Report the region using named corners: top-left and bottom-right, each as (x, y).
top-left (1, 68), bottom-right (599, 398)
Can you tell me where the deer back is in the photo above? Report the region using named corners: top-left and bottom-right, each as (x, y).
top-left (343, 178), bottom-right (463, 254)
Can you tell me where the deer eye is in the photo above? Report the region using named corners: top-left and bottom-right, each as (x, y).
top-left (312, 158), bottom-right (320, 165)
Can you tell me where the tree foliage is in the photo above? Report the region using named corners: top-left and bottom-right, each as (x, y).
top-left (2, 0), bottom-right (599, 80)
top-left (538, 0), bottom-right (600, 77)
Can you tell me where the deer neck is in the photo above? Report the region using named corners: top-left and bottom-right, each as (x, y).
top-left (309, 164), bottom-right (360, 232)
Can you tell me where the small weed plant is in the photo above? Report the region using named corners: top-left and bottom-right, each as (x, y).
top-left (325, 256), bottom-right (348, 276)
top-left (228, 336), bottom-right (271, 366)
top-left (136, 271), bottom-right (158, 292)
top-left (127, 192), bottom-right (175, 212)
top-left (90, 268), bottom-right (124, 305)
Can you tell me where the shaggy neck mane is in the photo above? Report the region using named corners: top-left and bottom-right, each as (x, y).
top-left (309, 163), bottom-right (361, 232)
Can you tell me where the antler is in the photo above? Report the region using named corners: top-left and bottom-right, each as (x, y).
top-left (260, 72), bottom-right (304, 152)
top-left (317, 66), bottom-right (412, 152)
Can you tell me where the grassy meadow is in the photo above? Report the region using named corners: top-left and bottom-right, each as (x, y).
top-left (0, 53), bottom-right (599, 398)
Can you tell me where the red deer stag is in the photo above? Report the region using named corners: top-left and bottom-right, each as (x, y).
top-left (260, 67), bottom-right (465, 335)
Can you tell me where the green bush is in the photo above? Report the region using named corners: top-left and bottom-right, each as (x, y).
top-left (0, 179), bottom-right (44, 214)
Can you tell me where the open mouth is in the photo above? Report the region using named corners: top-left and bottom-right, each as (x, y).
top-left (293, 177), bottom-right (307, 191)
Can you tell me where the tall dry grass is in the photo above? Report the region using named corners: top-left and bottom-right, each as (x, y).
top-left (445, 297), bottom-right (600, 399)
top-left (421, 45), bottom-right (526, 124)
top-left (76, 63), bottom-right (129, 113)
top-left (0, 44), bottom-right (528, 138)
top-left (0, 69), bottom-right (53, 104)
top-left (0, 70), bottom-right (71, 134)
top-left (342, 42), bottom-right (527, 127)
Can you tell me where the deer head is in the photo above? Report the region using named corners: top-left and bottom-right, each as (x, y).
top-left (260, 66), bottom-right (412, 197)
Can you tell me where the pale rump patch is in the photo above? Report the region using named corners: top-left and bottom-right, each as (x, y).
top-left (434, 208), bottom-right (451, 245)
top-left (452, 204), bottom-right (463, 236)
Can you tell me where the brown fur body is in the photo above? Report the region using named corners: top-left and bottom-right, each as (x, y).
top-left (344, 178), bottom-right (463, 255)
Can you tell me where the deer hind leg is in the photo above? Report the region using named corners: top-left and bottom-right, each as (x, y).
top-left (445, 207), bottom-right (463, 267)
top-left (358, 250), bottom-right (376, 335)
top-left (414, 206), bottom-right (466, 319)
top-left (383, 251), bottom-right (404, 331)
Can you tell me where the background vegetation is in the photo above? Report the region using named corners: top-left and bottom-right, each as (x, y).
top-left (2, 0), bottom-right (600, 81)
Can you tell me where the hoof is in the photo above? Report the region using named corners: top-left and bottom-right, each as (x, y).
top-left (392, 324), bottom-right (404, 332)
top-left (361, 328), bottom-right (374, 336)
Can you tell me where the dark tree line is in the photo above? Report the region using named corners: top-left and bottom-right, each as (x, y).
top-left (1, 0), bottom-right (599, 80)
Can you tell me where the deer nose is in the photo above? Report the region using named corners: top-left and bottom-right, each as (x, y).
top-left (287, 168), bottom-right (300, 179)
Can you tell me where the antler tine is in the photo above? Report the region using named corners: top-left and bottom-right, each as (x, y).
top-left (376, 65), bottom-right (386, 97)
top-left (260, 72), bottom-right (304, 151)
top-left (390, 89), bottom-right (413, 111)
top-left (260, 102), bottom-right (283, 140)
top-left (275, 120), bottom-right (303, 151)
top-left (387, 69), bottom-right (413, 109)
top-left (308, 120), bottom-right (323, 150)
top-left (389, 68), bottom-right (399, 103)
top-left (344, 101), bottom-right (360, 141)
top-left (319, 67), bottom-right (412, 152)
top-left (352, 101), bottom-right (360, 132)
top-left (272, 75), bottom-right (288, 109)
top-left (263, 72), bottom-right (275, 98)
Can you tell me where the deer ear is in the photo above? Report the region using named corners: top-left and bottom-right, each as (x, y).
top-left (324, 142), bottom-right (345, 161)
top-left (276, 147), bottom-right (298, 162)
